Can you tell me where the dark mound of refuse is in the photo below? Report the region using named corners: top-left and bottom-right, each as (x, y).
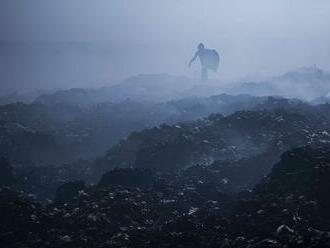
top-left (2, 146), bottom-right (330, 247)
top-left (98, 168), bottom-right (156, 188)
top-left (97, 109), bottom-right (330, 175)
top-left (0, 187), bottom-right (50, 248)
top-left (54, 180), bottom-right (86, 205)
top-left (256, 146), bottom-right (330, 225)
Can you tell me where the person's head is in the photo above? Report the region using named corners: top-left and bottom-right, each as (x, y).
top-left (197, 43), bottom-right (205, 50)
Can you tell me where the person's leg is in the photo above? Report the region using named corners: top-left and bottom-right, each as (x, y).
top-left (201, 67), bottom-right (208, 81)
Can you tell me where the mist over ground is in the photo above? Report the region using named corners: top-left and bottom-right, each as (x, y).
top-left (2, 1), bottom-right (330, 248)
top-left (1, 0), bottom-right (330, 94)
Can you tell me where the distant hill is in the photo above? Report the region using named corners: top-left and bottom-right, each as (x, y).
top-left (2, 67), bottom-right (330, 106)
top-left (233, 66), bottom-right (330, 100)
top-left (34, 68), bottom-right (330, 106)
top-left (0, 90), bottom-right (55, 105)
top-left (34, 74), bottom-right (224, 105)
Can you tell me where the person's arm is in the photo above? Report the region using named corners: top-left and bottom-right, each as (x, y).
top-left (188, 51), bottom-right (198, 67)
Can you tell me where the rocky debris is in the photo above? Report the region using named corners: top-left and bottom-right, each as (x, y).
top-left (5, 161), bottom-right (89, 203)
top-left (0, 157), bottom-right (15, 187)
top-left (98, 168), bottom-right (156, 188)
top-left (0, 94), bottom-right (275, 165)
top-left (4, 95), bottom-right (330, 247)
top-left (4, 101), bottom-right (330, 201)
top-left (2, 146), bottom-right (330, 247)
top-left (54, 180), bottom-right (86, 205)
top-left (0, 187), bottom-right (50, 247)
top-left (98, 109), bottom-right (330, 174)
top-left (276, 224), bottom-right (295, 239)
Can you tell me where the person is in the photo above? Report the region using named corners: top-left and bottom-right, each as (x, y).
top-left (188, 43), bottom-right (220, 81)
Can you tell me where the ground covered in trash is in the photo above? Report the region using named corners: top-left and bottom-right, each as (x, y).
top-left (1, 145), bottom-right (330, 248)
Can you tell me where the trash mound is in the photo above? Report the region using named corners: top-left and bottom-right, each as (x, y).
top-left (0, 187), bottom-right (50, 247)
top-left (2, 146), bottom-right (330, 247)
top-left (256, 146), bottom-right (330, 225)
top-left (98, 109), bottom-right (330, 174)
top-left (218, 145), bottom-right (330, 247)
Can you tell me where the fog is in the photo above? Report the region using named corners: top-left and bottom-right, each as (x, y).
top-left (1, 0), bottom-right (330, 94)
top-left (3, 2), bottom-right (330, 244)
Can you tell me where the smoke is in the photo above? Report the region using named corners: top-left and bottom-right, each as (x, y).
top-left (1, 0), bottom-right (330, 94)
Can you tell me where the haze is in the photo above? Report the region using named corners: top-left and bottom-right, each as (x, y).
top-left (1, 0), bottom-right (330, 94)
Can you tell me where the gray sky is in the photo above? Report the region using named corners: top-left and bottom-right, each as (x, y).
top-left (1, 0), bottom-right (330, 93)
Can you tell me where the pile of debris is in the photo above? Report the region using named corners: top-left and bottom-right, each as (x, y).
top-left (2, 146), bottom-right (330, 247)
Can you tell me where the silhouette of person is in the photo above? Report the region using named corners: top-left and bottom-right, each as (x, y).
top-left (189, 43), bottom-right (219, 81)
